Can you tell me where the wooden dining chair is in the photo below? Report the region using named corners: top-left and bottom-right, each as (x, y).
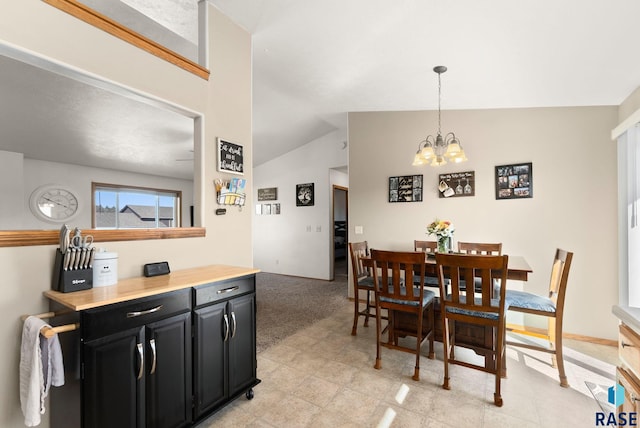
top-left (457, 241), bottom-right (503, 255)
top-left (505, 248), bottom-right (574, 387)
top-left (413, 240), bottom-right (440, 288)
top-left (371, 249), bottom-right (436, 381)
top-left (435, 253), bottom-right (509, 406)
top-left (349, 241), bottom-right (385, 336)
top-left (457, 242), bottom-right (503, 293)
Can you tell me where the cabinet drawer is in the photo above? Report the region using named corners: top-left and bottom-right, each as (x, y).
top-left (620, 324), bottom-right (640, 379)
top-left (618, 366), bottom-right (640, 413)
top-left (82, 289), bottom-right (191, 341)
top-left (194, 275), bottom-right (255, 308)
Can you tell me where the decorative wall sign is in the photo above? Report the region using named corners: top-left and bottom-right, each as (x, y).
top-left (389, 175), bottom-right (423, 202)
top-left (495, 162), bottom-right (533, 199)
top-left (217, 138), bottom-right (244, 175)
top-left (296, 183), bottom-right (314, 206)
top-left (258, 187), bottom-right (278, 201)
top-left (438, 171), bottom-right (475, 198)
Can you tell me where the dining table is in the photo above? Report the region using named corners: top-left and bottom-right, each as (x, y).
top-left (361, 252), bottom-right (533, 370)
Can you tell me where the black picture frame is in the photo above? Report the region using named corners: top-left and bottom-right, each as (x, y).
top-left (257, 187), bottom-right (278, 201)
top-left (217, 137), bottom-right (244, 175)
top-left (389, 175), bottom-right (423, 203)
top-left (495, 162), bottom-right (533, 200)
top-left (296, 183), bottom-right (314, 206)
top-left (438, 171), bottom-right (475, 198)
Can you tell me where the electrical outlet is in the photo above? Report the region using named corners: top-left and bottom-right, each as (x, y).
top-left (355, 226), bottom-right (363, 234)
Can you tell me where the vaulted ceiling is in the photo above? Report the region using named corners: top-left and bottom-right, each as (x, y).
top-left (4, 0), bottom-right (640, 177)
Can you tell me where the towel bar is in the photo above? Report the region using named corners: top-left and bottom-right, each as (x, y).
top-left (21, 311), bottom-right (79, 338)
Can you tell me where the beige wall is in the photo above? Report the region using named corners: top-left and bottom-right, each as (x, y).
top-left (619, 85), bottom-right (640, 123)
top-left (348, 106), bottom-right (619, 340)
top-left (0, 2), bottom-right (252, 426)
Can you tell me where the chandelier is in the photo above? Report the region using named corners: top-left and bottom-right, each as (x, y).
top-left (412, 66), bottom-right (467, 166)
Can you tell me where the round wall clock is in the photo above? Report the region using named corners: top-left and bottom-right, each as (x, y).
top-left (29, 185), bottom-right (80, 223)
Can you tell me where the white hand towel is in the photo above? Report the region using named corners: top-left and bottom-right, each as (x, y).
top-left (19, 316), bottom-right (65, 427)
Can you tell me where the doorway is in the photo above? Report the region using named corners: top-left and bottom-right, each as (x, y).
top-left (333, 185), bottom-right (348, 280)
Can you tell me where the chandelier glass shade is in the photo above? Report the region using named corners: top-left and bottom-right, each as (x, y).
top-left (412, 66), bottom-right (467, 166)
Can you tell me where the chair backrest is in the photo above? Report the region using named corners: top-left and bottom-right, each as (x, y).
top-left (548, 248), bottom-right (573, 311)
top-left (370, 249), bottom-right (426, 308)
top-left (457, 241), bottom-right (503, 255)
top-left (414, 240), bottom-right (437, 255)
top-left (349, 241), bottom-right (370, 281)
top-left (435, 253), bottom-right (509, 320)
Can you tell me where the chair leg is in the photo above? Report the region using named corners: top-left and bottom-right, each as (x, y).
top-left (364, 290), bottom-right (372, 327)
top-left (427, 303), bottom-right (435, 359)
top-left (553, 318), bottom-right (569, 388)
top-left (413, 309), bottom-right (423, 381)
top-left (442, 318), bottom-right (451, 390)
top-left (351, 289), bottom-right (360, 336)
top-left (374, 304), bottom-right (382, 370)
top-left (494, 323), bottom-right (504, 407)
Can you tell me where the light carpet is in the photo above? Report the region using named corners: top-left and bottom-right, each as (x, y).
top-left (255, 271), bottom-right (348, 353)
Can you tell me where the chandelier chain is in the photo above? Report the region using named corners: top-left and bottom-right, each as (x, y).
top-left (437, 72), bottom-right (442, 136)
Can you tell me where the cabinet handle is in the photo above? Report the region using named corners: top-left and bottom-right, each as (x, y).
top-left (223, 313), bottom-right (230, 342)
top-left (622, 342), bottom-right (635, 348)
top-left (136, 342), bottom-right (144, 380)
top-left (217, 286), bottom-right (240, 295)
top-left (149, 339), bottom-right (157, 375)
top-left (127, 304), bottom-right (163, 318)
top-left (231, 311), bottom-right (237, 339)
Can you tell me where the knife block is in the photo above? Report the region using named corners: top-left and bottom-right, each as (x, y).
top-left (52, 249), bottom-right (93, 293)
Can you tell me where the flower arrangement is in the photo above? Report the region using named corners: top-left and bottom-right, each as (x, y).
top-left (427, 219), bottom-right (455, 253)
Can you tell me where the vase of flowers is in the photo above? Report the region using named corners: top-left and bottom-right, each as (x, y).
top-left (427, 219), bottom-right (455, 253)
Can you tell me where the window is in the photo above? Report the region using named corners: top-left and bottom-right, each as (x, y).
top-left (93, 183), bottom-right (181, 229)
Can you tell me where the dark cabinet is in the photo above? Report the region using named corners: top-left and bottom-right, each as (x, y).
top-left (193, 276), bottom-right (258, 419)
top-left (81, 290), bottom-right (192, 428)
top-left (82, 326), bottom-right (144, 427)
top-left (50, 273), bottom-right (258, 428)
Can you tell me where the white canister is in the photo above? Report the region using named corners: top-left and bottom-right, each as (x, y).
top-left (93, 251), bottom-right (118, 287)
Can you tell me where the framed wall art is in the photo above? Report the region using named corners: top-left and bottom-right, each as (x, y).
top-left (257, 187), bottom-right (278, 201)
top-left (296, 183), bottom-right (314, 206)
top-left (438, 171), bottom-right (475, 198)
top-left (495, 162), bottom-right (533, 200)
top-left (217, 137), bottom-right (244, 175)
top-left (389, 175), bottom-right (423, 203)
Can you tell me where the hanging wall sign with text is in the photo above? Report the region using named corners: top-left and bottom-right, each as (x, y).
top-left (438, 171), bottom-right (475, 198)
top-left (217, 138), bottom-right (244, 175)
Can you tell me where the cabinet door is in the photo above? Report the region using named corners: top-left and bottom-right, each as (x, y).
top-left (228, 293), bottom-right (257, 397)
top-left (83, 326), bottom-right (145, 428)
top-left (193, 301), bottom-right (227, 418)
top-left (146, 312), bottom-right (192, 428)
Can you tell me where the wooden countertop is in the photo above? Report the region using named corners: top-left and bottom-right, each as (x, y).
top-left (44, 265), bottom-right (260, 311)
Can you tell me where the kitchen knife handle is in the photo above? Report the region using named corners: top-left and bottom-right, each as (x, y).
top-left (231, 311), bottom-right (237, 339)
top-left (127, 305), bottom-right (163, 318)
top-left (136, 342), bottom-right (144, 380)
top-left (63, 251), bottom-right (71, 271)
top-left (223, 313), bottom-right (230, 342)
top-left (149, 339), bottom-right (157, 375)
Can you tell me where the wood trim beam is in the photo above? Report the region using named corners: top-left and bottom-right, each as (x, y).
top-left (43, 0), bottom-right (210, 80)
top-left (506, 323), bottom-right (617, 347)
top-left (0, 228), bottom-right (206, 247)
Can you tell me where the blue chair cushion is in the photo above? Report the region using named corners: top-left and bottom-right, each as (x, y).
top-left (505, 290), bottom-right (556, 313)
top-left (412, 274), bottom-right (448, 287)
top-left (444, 295), bottom-right (501, 320)
top-left (358, 276), bottom-right (404, 289)
top-left (380, 288), bottom-right (436, 307)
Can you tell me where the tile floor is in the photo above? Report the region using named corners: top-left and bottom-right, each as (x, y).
top-left (201, 301), bottom-right (618, 427)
